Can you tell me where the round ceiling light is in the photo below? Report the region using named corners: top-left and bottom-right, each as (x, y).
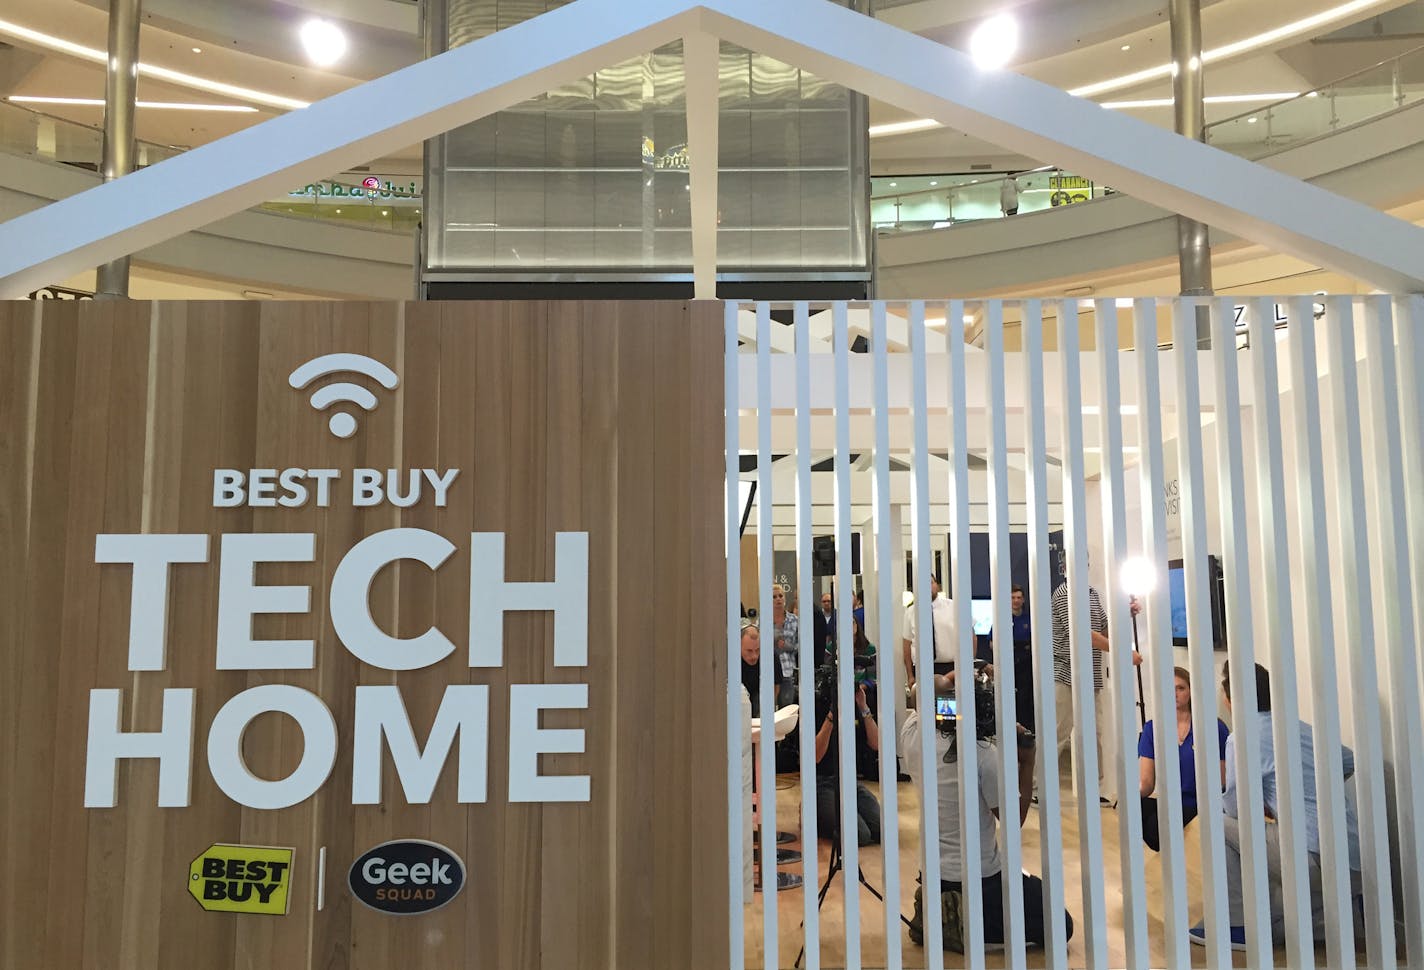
top-left (299, 19), bottom-right (347, 67)
top-left (969, 14), bottom-right (1018, 69)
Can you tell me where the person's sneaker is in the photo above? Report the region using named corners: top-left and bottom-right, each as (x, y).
top-left (1187, 921), bottom-right (1247, 951)
top-left (1099, 795), bottom-right (1116, 808)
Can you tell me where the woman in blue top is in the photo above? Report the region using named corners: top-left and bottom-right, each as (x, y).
top-left (1138, 666), bottom-right (1229, 852)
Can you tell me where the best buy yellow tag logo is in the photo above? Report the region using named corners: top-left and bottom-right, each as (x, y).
top-left (188, 844), bottom-right (294, 915)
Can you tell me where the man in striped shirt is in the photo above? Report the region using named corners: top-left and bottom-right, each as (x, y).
top-left (1051, 569), bottom-right (1140, 806)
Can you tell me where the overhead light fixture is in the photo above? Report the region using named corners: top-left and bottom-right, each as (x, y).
top-left (1121, 44), bottom-right (1131, 51)
top-left (191, 46), bottom-right (202, 54)
top-left (299, 18), bottom-right (347, 67)
top-left (1247, 116), bottom-right (1259, 123)
top-left (868, 118), bottom-right (940, 137)
top-left (1071, 0), bottom-right (1397, 98)
top-left (889, 181), bottom-right (897, 187)
top-left (0, 18), bottom-right (307, 110)
top-left (7, 95), bottom-right (257, 112)
top-left (969, 14), bottom-right (1019, 69)
top-left (929, 180), bottom-right (938, 186)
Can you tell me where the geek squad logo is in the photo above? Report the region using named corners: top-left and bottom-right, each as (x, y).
top-left (348, 840), bottom-right (466, 915)
top-left (85, 352), bottom-right (593, 812)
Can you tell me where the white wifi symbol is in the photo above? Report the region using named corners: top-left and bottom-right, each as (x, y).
top-left (288, 353), bottom-right (399, 439)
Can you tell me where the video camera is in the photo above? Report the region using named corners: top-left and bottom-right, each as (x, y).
top-left (812, 646), bottom-right (876, 718)
top-left (933, 664), bottom-right (998, 746)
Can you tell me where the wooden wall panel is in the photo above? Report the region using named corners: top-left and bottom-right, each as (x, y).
top-left (0, 300), bottom-right (728, 970)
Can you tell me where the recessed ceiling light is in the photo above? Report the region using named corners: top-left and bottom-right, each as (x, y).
top-left (299, 18), bottom-right (347, 67)
top-left (1099, 92), bottom-right (1299, 109)
top-left (0, 18), bottom-right (307, 109)
top-left (1247, 116), bottom-right (1259, 123)
top-left (1121, 44), bottom-right (1131, 51)
top-left (1071, 0), bottom-right (1398, 98)
top-left (889, 181), bottom-right (897, 187)
top-left (191, 46), bottom-right (202, 54)
top-left (970, 14), bottom-right (1018, 69)
top-left (868, 118), bottom-right (940, 137)
top-left (929, 180), bottom-right (938, 186)
top-left (7, 95), bottom-right (257, 112)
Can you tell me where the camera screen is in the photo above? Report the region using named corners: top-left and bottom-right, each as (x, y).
top-left (935, 695), bottom-right (956, 720)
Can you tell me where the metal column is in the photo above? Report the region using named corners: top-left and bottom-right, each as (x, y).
top-left (94, 0), bottom-right (142, 299)
top-left (1169, 0), bottom-right (1213, 343)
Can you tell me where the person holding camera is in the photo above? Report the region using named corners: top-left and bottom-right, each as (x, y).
top-left (814, 662), bottom-right (883, 846)
top-left (901, 673), bottom-right (1074, 951)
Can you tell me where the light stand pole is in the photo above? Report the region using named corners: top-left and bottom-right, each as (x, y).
top-left (1121, 557), bottom-right (1158, 727)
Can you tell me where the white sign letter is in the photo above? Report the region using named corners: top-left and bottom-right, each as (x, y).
top-left (95, 533), bottom-right (209, 671)
top-left (331, 528), bottom-right (455, 670)
top-left (215, 533), bottom-right (315, 669)
top-left (213, 470), bottom-right (245, 507)
top-left (469, 532), bottom-right (588, 667)
top-left (508, 683), bottom-right (589, 802)
top-left (352, 685), bottom-right (489, 804)
top-left (84, 688), bottom-right (195, 807)
top-left (207, 685), bottom-right (336, 810)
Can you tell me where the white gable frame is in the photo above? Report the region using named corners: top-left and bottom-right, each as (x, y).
top-left (2, 0), bottom-right (1423, 299)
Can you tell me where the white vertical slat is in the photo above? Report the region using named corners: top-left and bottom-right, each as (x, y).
top-left (725, 300), bottom-right (746, 970)
top-left (832, 301), bottom-right (862, 970)
top-left (871, 300), bottom-right (903, 970)
top-left (1131, 299), bottom-right (1190, 970)
top-left (1283, 297), bottom-right (1357, 970)
top-left (794, 300), bottom-right (821, 970)
top-left (1397, 300), bottom-right (1424, 762)
top-left (1170, 299), bottom-right (1231, 970)
top-left (755, 301), bottom-right (779, 969)
top-left (984, 300), bottom-right (1026, 962)
top-left (1023, 299), bottom-right (1070, 970)
top-left (1321, 296), bottom-right (1396, 970)
top-left (1245, 297), bottom-right (1314, 970)
top-left (1208, 297), bottom-right (1273, 969)
top-left (910, 300), bottom-right (946, 969)
top-left (1090, 298), bottom-right (1147, 970)
top-left (1360, 295), bottom-right (1424, 967)
top-left (1056, 298), bottom-right (1109, 969)
top-left (947, 304), bottom-right (984, 964)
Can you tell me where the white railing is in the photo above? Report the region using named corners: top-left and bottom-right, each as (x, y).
top-left (727, 296), bottom-right (1424, 970)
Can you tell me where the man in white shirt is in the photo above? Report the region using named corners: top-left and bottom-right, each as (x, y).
top-left (902, 575), bottom-right (958, 693)
top-left (901, 676), bottom-right (1072, 950)
top-left (1190, 661), bottom-right (1362, 950)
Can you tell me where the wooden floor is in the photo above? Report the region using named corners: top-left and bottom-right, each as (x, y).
top-left (744, 768), bottom-right (1263, 970)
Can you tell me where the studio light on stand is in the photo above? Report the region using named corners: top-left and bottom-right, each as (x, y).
top-left (1120, 555), bottom-right (1156, 727)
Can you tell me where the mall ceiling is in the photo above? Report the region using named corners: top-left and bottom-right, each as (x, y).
top-left (0, 0), bottom-right (1420, 173)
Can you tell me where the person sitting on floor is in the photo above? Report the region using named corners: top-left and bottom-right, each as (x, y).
top-left (1138, 665), bottom-right (1228, 852)
top-left (902, 674), bottom-right (1074, 951)
top-left (1189, 662), bottom-right (1362, 950)
top-left (814, 670), bottom-right (883, 847)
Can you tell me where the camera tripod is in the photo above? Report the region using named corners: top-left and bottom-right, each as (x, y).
top-left (792, 757), bottom-right (914, 968)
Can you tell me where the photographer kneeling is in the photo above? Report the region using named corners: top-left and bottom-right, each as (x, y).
top-left (901, 671), bottom-right (1074, 951)
top-left (814, 666), bottom-right (882, 846)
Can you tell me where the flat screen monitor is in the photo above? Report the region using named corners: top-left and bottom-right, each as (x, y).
top-left (970, 599), bottom-right (994, 637)
top-left (1167, 556), bottom-right (1227, 648)
top-left (1168, 564), bottom-right (1189, 643)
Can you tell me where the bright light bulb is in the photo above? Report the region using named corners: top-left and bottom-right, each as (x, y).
top-left (1121, 556), bottom-right (1158, 596)
top-left (300, 19), bottom-right (347, 67)
top-left (970, 14), bottom-right (1018, 69)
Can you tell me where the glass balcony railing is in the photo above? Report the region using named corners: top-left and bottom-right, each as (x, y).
top-left (873, 43), bottom-right (1424, 235)
top-left (1204, 44), bottom-right (1424, 158)
top-left (0, 98), bottom-right (420, 234)
top-left (870, 167), bottom-right (1110, 232)
top-left (6, 39), bottom-right (1424, 242)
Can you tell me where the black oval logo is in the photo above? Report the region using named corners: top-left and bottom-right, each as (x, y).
top-left (348, 839), bottom-right (465, 915)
